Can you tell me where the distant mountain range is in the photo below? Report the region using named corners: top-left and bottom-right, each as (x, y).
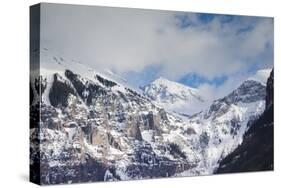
top-left (30, 48), bottom-right (273, 184)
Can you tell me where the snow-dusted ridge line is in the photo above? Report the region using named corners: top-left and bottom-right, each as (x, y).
top-left (39, 48), bottom-right (153, 104)
top-left (151, 77), bottom-right (198, 92)
top-left (40, 47), bottom-right (133, 90)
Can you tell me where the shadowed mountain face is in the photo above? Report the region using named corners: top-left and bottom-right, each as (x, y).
top-left (215, 70), bottom-right (273, 173)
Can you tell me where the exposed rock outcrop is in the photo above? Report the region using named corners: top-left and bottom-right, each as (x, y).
top-left (49, 73), bottom-right (76, 107)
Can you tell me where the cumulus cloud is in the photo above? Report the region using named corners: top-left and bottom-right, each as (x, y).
top-left (41, 3), bottom-right (273, 91)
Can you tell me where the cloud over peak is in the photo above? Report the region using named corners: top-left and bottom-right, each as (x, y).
top-left (41, 3), bottom-right (273, 88)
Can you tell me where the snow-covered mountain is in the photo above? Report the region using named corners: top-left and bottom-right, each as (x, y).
top-left (216, 70), bottom-right (274, 173)
top-left (30, 48), bottom-right (272, 184)
top-left (178, 78), bottom-right (268, 175)
top-left (141, 77), bottom-right (205, 115)
top-left (31, 49), bottom-right (196, 184)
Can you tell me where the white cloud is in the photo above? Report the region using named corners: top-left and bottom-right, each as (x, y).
top-left (198, 74), bottom-right (249, 102)
top-left (41, 3), bottom-right (273, 87)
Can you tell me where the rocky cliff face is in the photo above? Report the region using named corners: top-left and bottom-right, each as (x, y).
top-left (215, 69), bottom-right (273, 173)
top-left (30, 68), bottom-right (194, 185)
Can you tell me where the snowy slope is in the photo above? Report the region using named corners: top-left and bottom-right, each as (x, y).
top-left (141, 77), bottom-right (206, 115)
top-left (40, 48), bottom-right (130, 88)
top-left (216, 70), bottom-right (274, 173)
top-left (175, 77), bottom-right (269, 175)
top-left (39, 48), bottom-right (138, 105)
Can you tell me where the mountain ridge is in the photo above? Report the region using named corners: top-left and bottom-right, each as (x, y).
top-left (215, 69), bottom-right (273, 173)
top-left (30, 49), bottom-right (272, 184)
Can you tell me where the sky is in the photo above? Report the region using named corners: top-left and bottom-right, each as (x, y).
top-left (41, 3), bottom-right (273, 100)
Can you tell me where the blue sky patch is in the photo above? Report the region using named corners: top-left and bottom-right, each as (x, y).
top-left (198, 13), bottom-right (215, 23)
top-left (178, 73), bottom-right (228, 88)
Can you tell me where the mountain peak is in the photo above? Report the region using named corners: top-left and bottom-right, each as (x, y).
top-left (152, 76), bottom-right (173, 85)
top-left (152, 77), bottom-right (197, 91)
top-left (142, 77), bottom-right (205, 115)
